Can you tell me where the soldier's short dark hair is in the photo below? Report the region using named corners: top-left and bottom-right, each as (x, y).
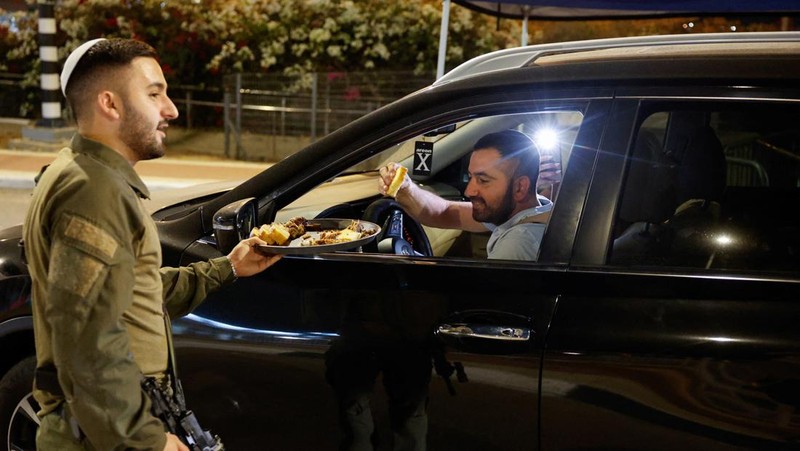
top-left (65, 39), bottom-right (159, 121)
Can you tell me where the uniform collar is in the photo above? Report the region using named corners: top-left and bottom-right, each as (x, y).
top-left (71, 134), bottom-right (151, 199)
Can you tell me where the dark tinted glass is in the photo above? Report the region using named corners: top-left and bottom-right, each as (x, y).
top-left (609, 102), bottom-right (800, 273)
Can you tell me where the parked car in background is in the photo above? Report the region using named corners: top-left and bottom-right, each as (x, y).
top-left (3, 31), bottom-right (800, 450)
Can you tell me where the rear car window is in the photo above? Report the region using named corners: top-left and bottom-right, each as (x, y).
top-left (608, 101), bottom-right (800, 274)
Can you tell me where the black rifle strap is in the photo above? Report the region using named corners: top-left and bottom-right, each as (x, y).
top-left (162, 305), bottom-right (186, 409)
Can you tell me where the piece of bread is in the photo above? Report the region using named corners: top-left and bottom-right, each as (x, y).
top-left (252, 225), bottom-right (273, 244)
top-left (258, 224), bottom-right (275, 244)
top-left (386, 166), bottom-right (408, 197)
top-left (269, 223), bottom-right (291, 245)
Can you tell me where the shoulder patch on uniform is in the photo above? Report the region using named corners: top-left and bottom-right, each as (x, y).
top-left (48, 241), bottom-right (105, 299)
top-left (62, 214), bottom-right (119, 261)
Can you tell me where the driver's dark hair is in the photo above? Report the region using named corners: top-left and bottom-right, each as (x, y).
top-left (65, 39), bottom-right (159, 122)
top-left (473, 130), bottom-right (540, 193)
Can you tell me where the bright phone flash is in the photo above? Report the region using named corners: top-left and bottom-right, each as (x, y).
top-left (534, 128), bottom-right (559, 152)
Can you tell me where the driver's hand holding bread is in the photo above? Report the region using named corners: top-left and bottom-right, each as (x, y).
top-left (379, 163), bottom-right (410, 198)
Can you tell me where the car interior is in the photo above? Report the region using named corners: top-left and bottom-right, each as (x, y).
top-left (270, 110), bottom-right (583, 260)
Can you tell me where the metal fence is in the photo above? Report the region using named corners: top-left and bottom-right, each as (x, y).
top-left (2, 71), bottom-right (434, 160)
top-left (218, 71), bottom-right (434, 159)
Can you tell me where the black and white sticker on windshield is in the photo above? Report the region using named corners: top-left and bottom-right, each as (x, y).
top-left (413, 141), bottom-right (433, 176)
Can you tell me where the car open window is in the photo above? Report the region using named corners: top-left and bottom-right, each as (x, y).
top-left (276, 109), bottom-right (584, 260)
top-left (608, 101), bottom-right (800, 274)
top-left (360, 110), bottom-right (582, 260)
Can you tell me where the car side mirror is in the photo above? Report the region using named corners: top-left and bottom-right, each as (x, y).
top-left (213, 197), bottom-right (257, 254)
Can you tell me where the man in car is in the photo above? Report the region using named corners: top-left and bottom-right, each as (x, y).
top-left (379, 129), bottom-right (552, 260)
top-left (23, 38), bottom-right (281, 451)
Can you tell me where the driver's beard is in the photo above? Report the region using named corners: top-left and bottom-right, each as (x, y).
top-left (471, 182), bottom-right (515, 225)
top-left (119, 103), bottom-right (165, 161)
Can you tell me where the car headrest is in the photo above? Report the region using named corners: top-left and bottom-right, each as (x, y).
top-left (673, 125), bottom-right (726, 204)
top-left (618, 129), bottom-right (677, 224)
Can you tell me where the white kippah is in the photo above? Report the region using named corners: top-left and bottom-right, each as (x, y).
top-left (60, 38), bottom-right (107, 97)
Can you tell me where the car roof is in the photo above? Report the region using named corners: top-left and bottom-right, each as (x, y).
top-left (435, 31), bottom-right (800, 86)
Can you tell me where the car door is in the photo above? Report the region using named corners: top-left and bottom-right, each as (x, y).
top-left (541, 92), bottom-right (800, 450)
top-left (169, 88), bottom-right (611, 450)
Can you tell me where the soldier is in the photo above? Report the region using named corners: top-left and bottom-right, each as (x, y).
top-left (23, 38), bottom-right (281, 450)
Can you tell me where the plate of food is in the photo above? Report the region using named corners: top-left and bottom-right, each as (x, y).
top-left (251, 217), bottom-right (381, 255)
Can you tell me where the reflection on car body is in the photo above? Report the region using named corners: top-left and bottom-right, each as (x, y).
top-left (3, 31), bottom-right (800, 450)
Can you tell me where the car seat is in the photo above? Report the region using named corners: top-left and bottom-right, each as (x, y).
top-left (610, 129), bottom-right (677, 265)
top-left (664, 125), bottom-right (727, 267)
top-left (611, 122), bottom-right (727, 268)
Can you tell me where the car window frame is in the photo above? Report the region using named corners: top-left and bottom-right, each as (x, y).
top-left (253, 91), bottom-right (611, 267)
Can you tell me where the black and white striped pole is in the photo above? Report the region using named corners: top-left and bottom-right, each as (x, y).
top-left (36, 0), bottom-right (63, 127)
top-left (19, 0), bottom-right (72, 148)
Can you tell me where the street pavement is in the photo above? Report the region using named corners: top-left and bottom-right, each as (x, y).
top-left (0, 148), bottom-right (271, 190)
top-left (0, 148), bottom-right (272, 229)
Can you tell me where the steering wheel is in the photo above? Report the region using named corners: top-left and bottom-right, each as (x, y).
top-left (362, 198), bottom-right (433, 256)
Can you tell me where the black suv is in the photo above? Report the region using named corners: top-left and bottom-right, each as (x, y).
top-left (3, 32), bottom-right (800, 450)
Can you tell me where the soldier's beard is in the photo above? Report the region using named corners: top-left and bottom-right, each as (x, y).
top-left (119, 103), bottom-right (166, 162)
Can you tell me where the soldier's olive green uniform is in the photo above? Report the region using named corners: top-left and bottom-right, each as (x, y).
top-left (23, 135), bottom-right (236, 451)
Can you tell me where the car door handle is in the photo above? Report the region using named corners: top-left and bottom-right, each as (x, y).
top-left (437, 323), bottom-right (531, 341)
